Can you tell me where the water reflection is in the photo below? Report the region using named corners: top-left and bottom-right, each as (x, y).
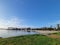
top-left (0, 30), bottom-right (37, 38)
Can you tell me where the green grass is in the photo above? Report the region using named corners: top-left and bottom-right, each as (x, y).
top-left (52, 32), bottom-right (60, 35)
top-left (55, 32), bottom-right (60, 35)
top-left (0, 34), bottom-right (60, 45)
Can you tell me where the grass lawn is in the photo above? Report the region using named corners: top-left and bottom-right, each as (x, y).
top-left (0, 34), bottom-right (60, 45)
top-left (54, 32), bottom-right (60, 35)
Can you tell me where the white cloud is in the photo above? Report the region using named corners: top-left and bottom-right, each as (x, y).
top-left (0, 0), bottom-right (34, 28)
top-left (0, 16), bottom-right (35, 28)
top-left (0, 17), bottom-right (20, 28)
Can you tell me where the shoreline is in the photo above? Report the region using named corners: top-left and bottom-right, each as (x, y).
top-left (35, 30), bottom-right (60, 35)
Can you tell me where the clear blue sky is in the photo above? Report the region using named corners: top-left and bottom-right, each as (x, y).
top-left (0, 0), bottom-right (60, 28)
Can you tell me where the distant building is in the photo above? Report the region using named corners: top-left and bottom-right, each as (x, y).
top-left (57, 24), bottom-right (60, 29)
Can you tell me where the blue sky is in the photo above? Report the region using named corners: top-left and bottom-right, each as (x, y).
top-left (0, 0), bottom-right (60, 28)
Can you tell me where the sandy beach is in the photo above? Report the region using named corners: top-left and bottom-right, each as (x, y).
top-left (35, 30), bottom-right (60, 35)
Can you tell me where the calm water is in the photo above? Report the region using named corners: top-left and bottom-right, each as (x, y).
top-left (0, 30), bottom-right (37, 38)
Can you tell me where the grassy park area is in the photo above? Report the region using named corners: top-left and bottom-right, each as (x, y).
top-left (0, 32), bottom-right (60, 45)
